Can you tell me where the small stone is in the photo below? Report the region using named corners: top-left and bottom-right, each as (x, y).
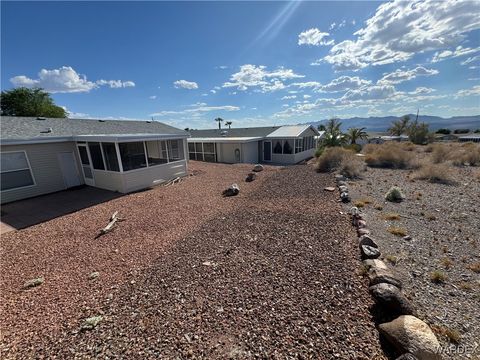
top-left (252, 164), bottom-right (264, 172)
top-left (403, 235), bottom-right (412, 241)
top-left (363, 259), bottom-right (389, 270)
top-left (202, 261), bottom-right (216, 267)
top-left (337, 180), bottom-right (347, 186)
top-left (340, 192), bottom-right (351, 203)
top-left (88, 272), bottom-right (99, 280)
top-left (245, 173), bottom-right (256, 182)
top-left (335, 174), bottom-right (346, 182)
top-left (338, 185), bottom-right (348, 193)
top-left (223, 184), bottom-right (240, 197)
top-left (357, 220), bottom-right (367, 228)
top-left (378, 315), bottom-right (441, 360)
top-left (369, 283), bottom-right (416, 316)
top-left (361, 245), bottom-right (380, 259)
top-left (81, 316), bottom-right (103, 331)
top-left (23, 277), bottom-right (44, 289)
top-left (358, 228), bottom-right (371, 236)
top-left (324, 187), bottom-right (335, 192)
top-left (359, 235), bottom-right (379, 249)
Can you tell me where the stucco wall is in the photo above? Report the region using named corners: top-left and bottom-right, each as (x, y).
top-left (242, 142), bottom-right (259, 163)
top-left (92, 170), bottom-right (124, 193)
top-left (1, 142), bottom-right (83, 204)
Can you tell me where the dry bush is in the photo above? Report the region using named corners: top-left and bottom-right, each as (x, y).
top-left (467, 262), bottom-right (480, 273)
top-left (413, 163), bottom-right (455, 184)
top-left (384, 213), bottom-right (400, 220)
top-left (364, 142), bottom-right (415, 169)
top-left (448, 142), bottom-right (480, 166)
top-left (387, 226), bottom-right (407, 236)
top-left (385, 186), bottom-right (405, 202)
top-left (430, 270), bottom-right (447, 283)
top-left (316, 147), bottom-right (364, 178)
top-left (431, 143), bottom-right (450, 163)
top-left (362, 143), bottom-right (377, 155)
top-left (432, 325), bottom-right (461, 344)
top-left (401, 142), bottom-right (416, 151)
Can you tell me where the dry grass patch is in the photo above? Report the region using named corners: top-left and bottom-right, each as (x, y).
top-left (387, 226), bottom-right (407, 237)
top-left (316, 147), bottom-right (364, 178)
top-left (459, 282), bottom-right (473, 291)
top-left (466, 262), bottom-right (480, 273)
top-left (354, 200), bottom-right (365, 208)
top-left (373, 204), bottom-right (383, 210)
top-left (430, 270), bottom-right (447, 284)
top-left (432, 325), bottom-right (461, 344)
top-left (383, 213), bottom-right (400, 220)
top-left (385, 255), bottom-right (398, 265)
top-left (449, 142), bottom-right (480, 166)
top-left (413, 163), bottom-right (455, 184)
top-left (364, 143), bottom-right (416, 169)
top-left (441, 257), bottom-right (453, 269)
top-left (425, 214), bottom-right (437, 221)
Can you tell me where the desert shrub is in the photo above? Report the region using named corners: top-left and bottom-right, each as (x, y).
top-left (362, 143), bottom-right (377, 155)
top-left (364, 142), bottom-right (415, 169)
top-left (424, 143), bottom-right (435, 153)
top-left (316, 147), bottom-right (364, 178)
top-left (431, 143), bottom-right (450, 163)
top-left (314, 146), bottom-right (324, 158)
top-left (449, 143), bottom-right (480, 166)
top-left (430, 270), bottom-right (447, 283)
top-left (436, 128), bottom-right (451, 134)
top-left (387, 226), bottom-right (407, 236)
top-left (413, 164), bottom-right (454, 184)
top-left (385, 186), bottom-right (405, 202)
top-left (384, 213), bottom-right (400, 220)
top-left (453, 129), bottom-right (470, 134)
top-left (401, 141), bottom-right (416, 151)
top-left (343, 143), bottom-right (362, 153)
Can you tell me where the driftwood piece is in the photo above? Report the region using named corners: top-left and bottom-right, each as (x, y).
top-left (164, 177), bottom-right (182, 187)
top-left (96, 211), bottom-right (120, 238)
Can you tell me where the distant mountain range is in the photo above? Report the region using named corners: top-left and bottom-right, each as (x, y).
top-left (308, 114), bottom-right (480, 132)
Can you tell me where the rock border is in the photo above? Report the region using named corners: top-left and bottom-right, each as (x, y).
top-left (334, 174), bottom-right (442, 360)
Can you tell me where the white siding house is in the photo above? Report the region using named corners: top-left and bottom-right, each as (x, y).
top-left (1, 117), bottom-right (189, 204)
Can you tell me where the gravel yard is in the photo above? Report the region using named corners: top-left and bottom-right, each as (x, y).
top-left (1, 161), bottom-right (386, 359)
top-left (345, 156), bottom-right (480, 358)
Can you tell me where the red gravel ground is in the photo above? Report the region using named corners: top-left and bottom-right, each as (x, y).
top-left (1, 161), bottom-right (386, 359)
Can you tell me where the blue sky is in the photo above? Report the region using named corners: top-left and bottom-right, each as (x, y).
top-left (1, 1), bottom-right (479, 129)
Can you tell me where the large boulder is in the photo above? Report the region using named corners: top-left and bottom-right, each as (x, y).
top-left (370, 283), bottom-right (416, 316)
top-left (361, 245), bottom-right (381, 259)
top-left (223, 184), bottom-right (240, 197)
top-left (368, 267), bottom-right (402, 289)
top-left (252, 164), bottom-right (264, 172)
top-left (396, 354), bottom-right (419, 360)
top-left (379, 315), bottom-right (441, 360)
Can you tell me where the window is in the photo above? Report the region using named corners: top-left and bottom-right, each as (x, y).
top-left (273, 140), bottom-right (283, 154)
top-left (295, 138), bottom-right (304, 153)
top-left (119, 142), bottom-right (147, 171)
top-left (146, 140), bottom-right (168, 166)
top-left (283, 139), bottom-right (293, 154)
top-left (101, 143), bottom-right (120, 171)
top-left (0, 152), bottom-right (35, 191)
top-left (167, 139), bottom-right (184, 162)
top-left (88, 142), bottom-right (105, 170)
top-left (188, 142), bottom-right (216, 162)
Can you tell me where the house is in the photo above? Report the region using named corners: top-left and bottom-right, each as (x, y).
top-left (0, 116), bottom-right (189, 204)
top-left (457, 134), bottom-right (480, 143)
top-left (188, 124), bottom-right (321, 164)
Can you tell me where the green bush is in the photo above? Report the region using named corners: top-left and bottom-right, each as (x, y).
top-left (385, 186), bottom-right (405, 202)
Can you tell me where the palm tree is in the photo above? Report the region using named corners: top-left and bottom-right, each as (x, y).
top-left (321, 118), bottom-right (347, 147)
top-left (225, 121), bottom-right (232, 129)
top-left (388, 115), bottom-right (410, 136)
top-left (215, 117), bottom-right (223, 130)
top-left (346, 127), bottom-right (368, 144)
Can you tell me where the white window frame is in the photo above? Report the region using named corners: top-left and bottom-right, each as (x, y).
top-left (0, 150), bottom-right (36, 192)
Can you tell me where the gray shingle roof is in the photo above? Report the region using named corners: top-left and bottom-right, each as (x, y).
top-left (189, 126), bottom-right (280, 138)
top-left (0, 116), bottom-right (187, 142)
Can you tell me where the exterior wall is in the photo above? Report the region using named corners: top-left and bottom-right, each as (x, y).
top-left (271, 153), bottom-right (295, 164)
top-left (92, 170), bottom-right (124, 192)
top-left (217, 143), bottom-right (242, 163)
top-left (121, 160), bottom-right (187, 193)
top-left (242, 142), bottom-right (259, 163)
top-left (294, 148), bottom-right (316, 163)
top-left (1, 142), bottom-right (83, 204)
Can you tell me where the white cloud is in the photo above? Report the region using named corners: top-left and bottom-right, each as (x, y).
top-left (174, 80), bottom-right (198, 89)
top-left (330, 20), bottom-right (346, 31)
top-left (298, 28), bottom-right (334, 46)
top-left (149, 95), bottom-right (157, 100)
top-left (455, 85), bottom-right (480, 97)
top-left (320, 0), bottom-right (480, 71)
top-left (431, 46), bottom-right (480, 62)
top-left (461, 55), bottom-right (480, 65)
top-left (10, 66), bottom-right (135, 93)
top-left (377, 66), bottom-right (439, 85)
top-left (281, 95), bottom-right (296, 100)
top-left (303, 94), bottom-right (311, 99)
top-left (319, 76), bottom-right (371, 92)
top-left (222, 64), bottom-right (304, 92)
top-left (150, 104), bottom-right (240, 117)
top-left (408, 87), bottom-right (436, 95)
top-left (290, 81), bottom-right (322, 89)
top-left (210, 89), bottom-right (217, 94)
top-left (342, 85), bottom-right (396, 101)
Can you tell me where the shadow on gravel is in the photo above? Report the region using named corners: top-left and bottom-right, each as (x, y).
top-left (369, 303), bottom-right (400, 359)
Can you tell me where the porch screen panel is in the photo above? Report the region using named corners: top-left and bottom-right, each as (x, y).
top-left (146, 140), bottom-right (168, 166)
top-left (119, 142), bottom-right (147, 171)
top-left (101, 143), bottom-right (120, 172)
top-left (88, 142), bottom-right (105, 170)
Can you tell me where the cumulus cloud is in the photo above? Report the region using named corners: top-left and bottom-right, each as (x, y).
top-left (431, 46), bottom-right (480, 62)
top-left (298, 28), bottom-right (334, 46)
top-left (377, 66), bottom-right (439, 85)
top-left (290, 81), bottom-right (322, 89)
top-left (455, 85), bottom-right (480, 97)
top-left (461, 55), bottom-right (480, 65)
top-left (150, 104), bottom-right (240, 117)
top-left (173, 80), bottom-right (199, 89)
top-left (319, 0), bottom-right (480, 71)
top-left (408, 87), bottom-right (436, 95)
top-left (149, 95), bottom-right (157, 100)
top-left (342, 85), bottom-right (396, 101)
top-left (222, 64), bottom-right (304, 92)
top-left (318, 76), bottom-right (371, 92)
top-left (9, 66), bottom-right (135, 93)
top-left (281, 95), bottom-right (297, 100)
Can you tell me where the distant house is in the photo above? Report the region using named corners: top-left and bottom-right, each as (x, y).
top-left (457, 134), bottom-right (480, 143)
top-left (188, 125), bottom-right (321, 164)
top-left (0, 116), bottom-right (188, 204)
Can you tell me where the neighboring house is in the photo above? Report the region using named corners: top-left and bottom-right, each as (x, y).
top-left (0, 116), bottom-right (188, 204)
top-left (434, 133), bottom-right (458, 142)
top-left (457, 134), bottom-right (480, 143)
top-left (188, 125), bottom-right (321, 164)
